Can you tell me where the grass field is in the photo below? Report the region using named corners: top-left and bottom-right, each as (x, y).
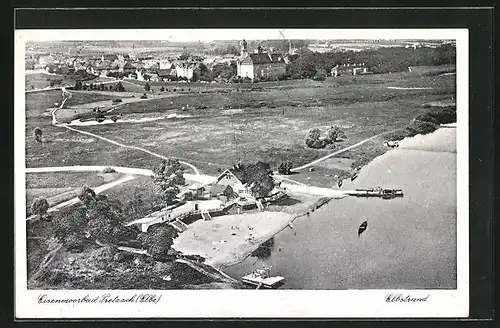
top-left (25, 73), bottom-right (74, 90)
top-left (25, 65), bottom-right (456, 185)
top-left (25, 171), bottom-right (125, 212)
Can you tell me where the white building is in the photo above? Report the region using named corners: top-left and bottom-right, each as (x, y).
top-left (175, 63), bottom-right (195, 80)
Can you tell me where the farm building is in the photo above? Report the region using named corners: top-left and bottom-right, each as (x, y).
top-left (331, 63), bottom-right (368, 77)
top-left (214, 166), bottom-right (254, 200)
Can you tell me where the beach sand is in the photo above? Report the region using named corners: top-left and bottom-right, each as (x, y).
top-left (172, 211), bottom-right (295, 268)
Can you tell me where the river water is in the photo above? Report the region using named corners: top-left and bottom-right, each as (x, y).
top-left (224, 127), bottom-right (457, 289)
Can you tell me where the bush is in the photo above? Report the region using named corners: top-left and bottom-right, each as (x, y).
top-left (33, 127), bottom-right (43, 143)
top-left (31, 197), bottom-right (49, 218)
top-left (305, 128), bottom-right (326, 149)
top-left (160, 86), bottom-right (165, 92)
top-left (102, 167), bottom-right (116, 173)
top-left (278, 162), bottom-right (293, 175)
top-left (140, 93), bottom-right (148, 99)
top-left (78, 185), bottom-right (97, 206)
top-left (63, 233), bottom-right (86, 253)
top-left (112, 98), bottom-right (122, 103)
top-left (326, 125), bottom-right (346, 143)
top-left (406, 121), bottom-right (438, 135)
top-left (312, 75), bottom-right (326, 81)
top-left (138, 224), bottom-right (178, 259)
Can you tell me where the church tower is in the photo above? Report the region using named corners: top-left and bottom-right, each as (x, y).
top-left (240, 39), bottom-right (248, 58)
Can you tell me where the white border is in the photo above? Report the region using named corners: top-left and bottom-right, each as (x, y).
top-left (15, 28), bottom-right (469, 318)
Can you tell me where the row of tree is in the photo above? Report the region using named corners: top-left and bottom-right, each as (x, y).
top-left (74, 81), bottom-right (125, 92)
top-left (287, 44), bottom-right (456, 79)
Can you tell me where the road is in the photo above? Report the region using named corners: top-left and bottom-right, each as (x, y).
top-left (26, 165), bottom-right (351, 199)
top-left (25, 165), bottom-right (216, 184)
top-left (290, 129), bottom-right (401, 172)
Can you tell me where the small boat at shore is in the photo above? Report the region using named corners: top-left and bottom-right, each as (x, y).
top-left (384, 140), bottom-right (399, 148)
top-left (348, 187), bottom-right (403, 199)
top-left (241, 267), bottom-right (285, 289)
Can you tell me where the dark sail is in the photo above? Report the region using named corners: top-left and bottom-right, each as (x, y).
top-left (358, 220), bottom-right (368, 237)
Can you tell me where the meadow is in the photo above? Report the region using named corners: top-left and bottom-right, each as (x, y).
top-left (25, 66), bottom-right (456, 185)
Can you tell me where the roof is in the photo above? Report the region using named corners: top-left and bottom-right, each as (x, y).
top-left (157, 68), bottom-right (174, 77)
top-left (209, 184), bottom-right (231, 196)
top-left (103, 54), bottom-right (118, 61)
top-left (216, 166), bottom-right (247, 185)
top-left (241, 53), bottom-right (286, 65)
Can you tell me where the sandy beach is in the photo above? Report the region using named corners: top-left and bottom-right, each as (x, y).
top-left (172, 211), bottom-right (296, 268)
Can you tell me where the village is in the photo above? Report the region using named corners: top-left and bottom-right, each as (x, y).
top-left (24, 36), bottom-right (458, 290)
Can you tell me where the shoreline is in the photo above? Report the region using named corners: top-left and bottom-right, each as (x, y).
top-left (217, 196), bottom-right (332, 271)
top-left (218, 124), bottom-right (456, 283)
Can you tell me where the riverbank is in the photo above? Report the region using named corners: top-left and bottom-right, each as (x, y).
top-left (224, 125), bottom-right (457, 289)
top-left (172, 193), bottom-right (324, 269)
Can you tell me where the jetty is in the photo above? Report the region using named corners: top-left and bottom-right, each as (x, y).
top-left (241, 268), bottom-right (285, 289)
top-left (346, 188), bottom-right (403, 199)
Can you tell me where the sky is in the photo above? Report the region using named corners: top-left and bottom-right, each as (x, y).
top-left (17, 29), bottom-right (462, 42)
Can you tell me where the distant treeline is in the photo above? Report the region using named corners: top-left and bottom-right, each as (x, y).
top-left (286, 44), bottom-right (456, 79)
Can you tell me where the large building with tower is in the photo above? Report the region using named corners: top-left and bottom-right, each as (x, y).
top-left (236, 40), bottom-right (287, 80)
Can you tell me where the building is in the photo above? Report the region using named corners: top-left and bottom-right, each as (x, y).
top-left (236, 41), bottom-right (286, 80)
top-left (175, 62), bottom-right (196, 80)
top-left (331, 63), bottom-right (368, 77)
top-left (156, 68), bottom-right (177, 81)
top-left (214, 166), bottom-right (254, 200)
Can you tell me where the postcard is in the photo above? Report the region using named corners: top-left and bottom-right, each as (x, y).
top-left (15, 28), bottom-right (468, 318)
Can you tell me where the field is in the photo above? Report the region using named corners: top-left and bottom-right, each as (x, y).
top-left (25, 171), bottom-right (125, 214)
top-left (25, 73), bottom-right (74, 90)
top-left (25, 66), bottom-right (456, 186)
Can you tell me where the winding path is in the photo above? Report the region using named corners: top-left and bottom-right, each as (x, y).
top-left (52, 88), bottom-right (201, 175)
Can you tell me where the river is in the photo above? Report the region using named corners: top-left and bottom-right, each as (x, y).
top-left (224, 127), bottom-right (457, 289)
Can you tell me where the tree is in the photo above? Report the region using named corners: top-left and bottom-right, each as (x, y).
top-left (278, 162), bottom-right (293, 175)
top-left (52, 207), bottom-right (89, 250)
top-left (31, 197), bottom-right (49, 219)
top-left (326, 126), bottom-right (346, 143)
top-left (306, 128), bottom-right (321, 147)
top-left (138, 224), bottom-right (178, 258)
top-left (191, 70), bottom-right (199, 82)
top-left (144, 82), bottom-right (151, 91)
top-left (241, 162), bottom-right (275, 199)
top-left (123, 189), bottom-right (150, 222)
top-left (78, 185), bottom-right (97, 206)
top-left (74, 81), bottom-right (83, 90)
top-left (116, 81), bottom-right (125, 92)
top-left (160, 86), bottom-right (165, 92)
top-left (33, 127), bottom-right (43, 143)
top-left (153, 159), bottom-right (185, 204)
top-left (49, 80), bottom-right (55, 88)
top-left (85, 197), bottom-right (134, 245)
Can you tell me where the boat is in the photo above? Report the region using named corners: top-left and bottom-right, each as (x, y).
top-left (348, 187), bottom-right (403, 199)
top-left (241, 267), bottom-right (285, 289)
top-left (384, 140), bottom-right (399, 148)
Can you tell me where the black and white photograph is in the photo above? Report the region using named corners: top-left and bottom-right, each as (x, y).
top-left (15, 27), bottom-right (470, 318)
